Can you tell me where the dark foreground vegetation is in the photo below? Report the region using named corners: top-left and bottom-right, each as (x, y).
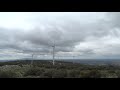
top-left (0, 60), bottom-right (120, 78)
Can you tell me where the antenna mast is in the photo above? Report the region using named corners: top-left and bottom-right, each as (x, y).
top-left (52, 40), bottom-right (55, 65)
top-left (31, 53), bottom-right (34, 66)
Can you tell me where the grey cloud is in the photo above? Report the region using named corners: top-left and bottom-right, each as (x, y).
top-left (106, 12), bottom-right (120, 28)
top-left (1, 12), bottom-right (120, 58)
top-left (0, 16), bottom-right (110, 55)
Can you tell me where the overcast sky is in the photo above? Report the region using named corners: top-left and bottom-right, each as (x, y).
top-left (0, 12), bottom-right (120, 60)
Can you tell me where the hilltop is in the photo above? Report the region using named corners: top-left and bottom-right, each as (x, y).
top-left (0, 60), bottom-right (120, 78)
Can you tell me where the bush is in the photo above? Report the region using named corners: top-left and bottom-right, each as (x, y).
top-left (24, 66), bottom-right (45, 77)
top-left (80, 70), bottom-right (101, 78)
top-left (0, 65), bottom-right (25, 78)
top-left (43, 69), bottom-right (54, 78)
top-left (115, 71), bottom-right (120, 78)
top-left (0, 70), bottom-right (22, 78)
top-left (67, 70), bottom-right (80, 78)
top-left (52, 69), bottom-right (67, 78)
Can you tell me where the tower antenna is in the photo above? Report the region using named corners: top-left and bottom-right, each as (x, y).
top-left (31, 53), bottom-right (34, 66)
top-left (52, 40), bottom-right (55, 65)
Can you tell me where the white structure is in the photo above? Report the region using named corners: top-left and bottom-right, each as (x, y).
top-left (31, 53), bottom-right (34, 66)
top-left (52, 40), bottom-right (55, 65)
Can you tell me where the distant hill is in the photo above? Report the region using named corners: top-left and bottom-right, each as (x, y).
top-left (1, 59), bottom-right (120, 65)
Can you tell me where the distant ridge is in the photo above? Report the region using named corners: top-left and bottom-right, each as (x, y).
top-left (1, 59), bottom-right (120, 65)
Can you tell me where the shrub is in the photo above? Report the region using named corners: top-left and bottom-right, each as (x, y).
top-left (67, 70), bottom-right (81, 78)
top-left (52, 69), bottom-right (68, 78)
top-left (0, 65), bottom-right (25, 78)
top-left (43, 69), bottom-right (54, 78)
top-left (80, 70), bottom-right (101, 78)
top-left (0, 70), bottom-right (22, 78)
top-left (24, 66), bottom-right (45, 77)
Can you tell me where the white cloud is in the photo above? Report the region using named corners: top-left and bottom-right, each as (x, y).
top-left (74, 28), bottom-right (120, 58)
top-left (0, 12), bottom-right (105, 30)
top-left (0, 12), bottom-right (120, 59)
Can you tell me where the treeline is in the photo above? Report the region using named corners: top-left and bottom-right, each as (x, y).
top-left (0, 60), bottom-right (120, 78)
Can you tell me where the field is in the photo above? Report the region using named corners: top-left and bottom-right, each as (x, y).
top-left (0, 60), bottom-right (120, 78)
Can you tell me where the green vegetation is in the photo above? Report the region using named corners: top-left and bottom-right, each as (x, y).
top-left (0, 60), bottom-right (120, 78)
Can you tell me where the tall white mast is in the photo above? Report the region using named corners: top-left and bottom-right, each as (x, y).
top-left (52, 40), bottom-right (55, 65)
top-left (31, 53), bottom-right (34, 66)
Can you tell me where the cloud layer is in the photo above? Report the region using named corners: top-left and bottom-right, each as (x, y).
top-left (0, 12), bottom-right (120, 59)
